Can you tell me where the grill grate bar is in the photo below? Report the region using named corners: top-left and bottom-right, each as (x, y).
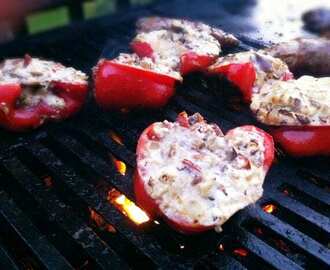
top-left (234, 227), bottom-right (303, 270)
top-left (97, 132), bottom-right (137, 167)
top-left (247, 206), bottom-right (330, 266)
top-left (175, 88), bottom-right (256, 127)
top-left (24, 141), bottom-right (190, 269)
top-left (64, 114), bottom-right (139, 162)
top-left (171, 95), bottom-right (235, 132)
top-left (0, 6), bottom-right (329, 268)
top-left (198, 252), bottom-right (248, 270)
top-left (295, 159), bottom-right (330, 183)
top-left (0, 189), bottom-right (73, 269)
top-left (2, 156), bottom-right (128, 270)
top-left (268, 192), bottom-right (330, 234)
top-left (0, 242), bottom-right (19, 270)
top-left (268, 161), bottom-right (330, 206)
top-left (47, 131), bottom-right (135, 199)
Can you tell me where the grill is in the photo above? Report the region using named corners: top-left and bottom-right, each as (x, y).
top-left (0, 2), bottom-right (329, 270)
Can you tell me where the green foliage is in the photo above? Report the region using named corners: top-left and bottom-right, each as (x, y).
top-left (27, 7), bottom-right (69, 34)
top-left (27, 0), bottom-right (155, 34)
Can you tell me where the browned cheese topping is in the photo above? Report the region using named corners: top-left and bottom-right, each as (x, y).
top-left (0, 56), bottom-right (87, 108)
top-left (137, 114), bottom-right (266, 231)
top-left (251, 76), bottom-right (330, 126)
top-left (133, 19), bottom-right (222, 71)
top-left (114, 53), bottom-right (182, 80)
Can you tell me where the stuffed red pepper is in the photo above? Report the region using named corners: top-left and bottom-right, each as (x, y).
top-left (262, 38), bottom-right (330, 156)
top-left (210, 39), bottom-right (330, 157)
top-left (208, 50), bottom-right (293, 102)
top-left (94, 53), bottom-right (181, 110)
top-left (251, 76), bottom-right (330, 156)
top-left (132, 17), bottom-right (238, 76)
top-left (0, 55), bottom-right (88, 131)
top-left (265, 38), bottom-right (330, 76)
top-left (134, 112), bottom-right (274, 234)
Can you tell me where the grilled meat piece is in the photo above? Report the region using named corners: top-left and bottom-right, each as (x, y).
top-left (136, 16), bottom-right (239, 49)
top-left (265, 38), bottom-right (330, 76)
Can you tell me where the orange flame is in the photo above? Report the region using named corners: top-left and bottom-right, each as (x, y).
top-left (274, 239), bottom-right (290, 252)
top-left (120, 108), bottom-right (130, 114)
top-left (263, 204), bottom-right (277, 214)
top-left (89, 208), bottom-right (116, 233)
top-left (233, 248), bottom-right (248, 257)
top-left (218, 244), bottom-right (225, 251)
top-left (256, 227), bottom-right (263, 235)
top-left (110, 155), bottom-right (127, 175)
top-left (108, 189), bottom-right (150, 225)
top-left (109, 130), bottom-right (124, 145)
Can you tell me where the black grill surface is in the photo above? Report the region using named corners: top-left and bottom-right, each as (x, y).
top-left (0, 2), bottom-right (329, 270)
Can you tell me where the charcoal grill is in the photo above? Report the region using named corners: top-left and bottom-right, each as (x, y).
top-left (0, 2), bottom-right (329, 270)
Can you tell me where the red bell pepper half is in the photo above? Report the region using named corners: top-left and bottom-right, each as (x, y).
top-left (208, 52), bottom-right (293, 103)
top-left (210, 62), bottom-right (257, 103)
top-left (216, 69), bottom-right (329, 157)
top-left (134, 113), bottom-right (274, 234)
top-left (0, 82), bottom-right (88, 131)
top-left (208, 51), bottom-right (330, 157)
top-left (271, 126), bottom-right (330, 157)
top-left (0, 57), bottom-right (88, 132)
top-left (93, 57), bottom-right (181, 110)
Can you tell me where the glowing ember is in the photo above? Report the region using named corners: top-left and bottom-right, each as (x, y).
top-left (89, 208), bottom-right (116, 233)
top-left (109, 130), bottom-right (124, 145)
top-left (263, 204), bottom-right (277, 214)
top-left (218, 244), bottom-right (225, 251)
top-left (108, 189), bottom-right (150, 225)
top-left (274, 239), bottom-right (290, 252)
top-left (120, 108), bottom-right (130, 113)
top-left (233, 248), bottom-right (248, 257)
top-left (179, 245), bottom-right (185, 249)
top-left (154, 220), bottom-right (160, 225)
top-left (110, 155), bottom-right (127, 175)
top-left (255, 227), bottom-right (263, 235)
top-left (43, 176), bottom-right (53, 188)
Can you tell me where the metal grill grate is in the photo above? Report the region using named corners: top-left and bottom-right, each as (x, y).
top-left (0, 6), bottom-right (329, 270)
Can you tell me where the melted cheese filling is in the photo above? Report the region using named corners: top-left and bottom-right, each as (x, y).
top-left (133, 26), bottom-right (220, 71)
top-left (114, 53), bottom-right (181, 80)
top-left (0, 57), bottom-right (87, 109)
top-left (251, 76), bottom-right (330, 126)
top-left (138, 117), bottom-right (266, 231)
top-left (211, 51), bottom-right (290, 92)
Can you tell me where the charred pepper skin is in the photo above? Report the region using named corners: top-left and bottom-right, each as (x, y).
top-left (208, 56), bottom-right (293, 103)
top-left (209, 62), bottom-right (257, 103)
top-left (134, 113), bottom-right (274, 234)
top-left (0, 82), bottom-right (88, 132)
top-left (93, 59), bottom-right (179, 110)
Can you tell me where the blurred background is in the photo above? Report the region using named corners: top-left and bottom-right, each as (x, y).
top-left (0, 0), bottom-right (155, 42)
top-left (0, 0), bottom-right (329, 44)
